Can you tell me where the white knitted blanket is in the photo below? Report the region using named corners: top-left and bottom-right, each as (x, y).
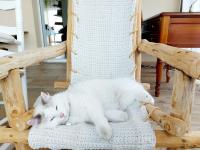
top-left (28, 105), bottom-right (156, 150)
top-left (29, 121), bottom-right (155, 150)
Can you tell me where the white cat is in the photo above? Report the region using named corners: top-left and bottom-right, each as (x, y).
top-left (28, 78), bottom-right (154, 140)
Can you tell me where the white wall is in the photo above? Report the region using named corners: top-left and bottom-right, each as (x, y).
top-left (23, 0), bottom-right (38, 49)
top-left (142, 0), bottom-right (181, 62)
top-left (32, 0), bottom-right (44, 47)
top-left (142, 0), bottom-right (181, 20)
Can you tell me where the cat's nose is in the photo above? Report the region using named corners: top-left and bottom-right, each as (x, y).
top-left (60, 112), bottom-right (64, 118)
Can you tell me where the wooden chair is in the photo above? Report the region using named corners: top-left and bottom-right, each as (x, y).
top-left (0, 0), bottom-right (200, 149)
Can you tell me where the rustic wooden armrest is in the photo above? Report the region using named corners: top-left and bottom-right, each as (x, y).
top-left (0, 42), bottom-right (67, 80)
top-left (139, 40), bottom-right (200, 79)
top-left (140, 40), bottom-right (197, 137)
top-left (145, 103), bottom-right (187, 136)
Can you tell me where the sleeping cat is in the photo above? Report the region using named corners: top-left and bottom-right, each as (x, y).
top-left (28, 78), bottom-right (154, 140)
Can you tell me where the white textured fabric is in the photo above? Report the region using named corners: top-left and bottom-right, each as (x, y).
top-left (29, 122), bottom-right (155, 150)
top-left (29, 106), bottom-right (156, 150)
top-left (71, 0), bottom-right (135, 83)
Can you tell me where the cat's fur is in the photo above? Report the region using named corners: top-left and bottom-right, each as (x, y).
top-left (28, 78), bottom-right (154, 140)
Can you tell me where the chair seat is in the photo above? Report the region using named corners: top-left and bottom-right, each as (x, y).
top-left (29, 103), bottom-right (156, 149)
top-left (29, 104), bottom-right (156, 149)
top-left (28, 120), bottom-right (155, 150)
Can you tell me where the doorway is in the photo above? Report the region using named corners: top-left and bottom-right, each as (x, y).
top-left (38, 0), bottom-right (67, 62)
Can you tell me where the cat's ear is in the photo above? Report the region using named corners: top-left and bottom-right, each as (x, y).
top-left (27, 114), bottom-right (42, 126)
top-left (40, 92), bottom-right (51, 105)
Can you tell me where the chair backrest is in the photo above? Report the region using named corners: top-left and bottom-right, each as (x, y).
top-left (0, 0), bottom-right (24, 52)
top-left (67, 0), bottom-right (142, 84)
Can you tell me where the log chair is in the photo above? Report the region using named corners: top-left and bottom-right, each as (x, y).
top-left (0, 0), bottom-right (200, 149)
top-left (0, 40), bottom-right (200, 149)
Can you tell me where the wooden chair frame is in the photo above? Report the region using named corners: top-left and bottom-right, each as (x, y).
top-left (0, 0), bottom-right (200, 149)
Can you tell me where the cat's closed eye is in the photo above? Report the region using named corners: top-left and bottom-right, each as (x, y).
top-left (50, 116), bottom-right (56, 121)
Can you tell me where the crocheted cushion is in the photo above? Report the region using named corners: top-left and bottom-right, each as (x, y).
top-left (71, 0), bottom-right (136, 83)
top-left (28, 105), bottom-right (156, 149)
top-left (29, 121), bottom-right (155, 150)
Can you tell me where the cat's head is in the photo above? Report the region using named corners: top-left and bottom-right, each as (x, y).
top-left (141, 90), bottom-right (154, 104)
top-left (134, 83), bottom-right (154, 105)
top-left (27, 92), bottom-right (70, 127)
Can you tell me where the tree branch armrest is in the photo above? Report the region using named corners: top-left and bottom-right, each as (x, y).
top-left (139, 40), bottom-right (200, 79)
top-left (145, 103), bottom-right (187, 136)
top-left (0, 42), bottom-right (67, 80)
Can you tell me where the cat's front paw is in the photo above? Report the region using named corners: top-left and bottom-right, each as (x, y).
top-left (140, 105), bottom-right (148, 121)
top-left (68, 117), bottom-right (81, 125)
top-left (96, 124), bottom-right (112, 140)
top-left (120, 112), bottom-right (129, 121)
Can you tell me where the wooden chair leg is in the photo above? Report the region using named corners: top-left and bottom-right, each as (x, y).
top-left (155, 58), bottom-right (163, 97)
top-left (170, 70), bottom-right (195, 131)
top-left (166, 64), bottom-right (170, 83)
top-left (0, 69), bottom-right (26, 129)
top-left (15, 143), bottom-right (31, 150)
top-left (0, 69), bottom-right (30, 149)
top-left (169, 70), bottom-right (195, 150)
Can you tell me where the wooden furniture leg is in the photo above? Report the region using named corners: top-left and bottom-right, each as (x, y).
top-left (171, 70), bottom-right (195, 131)
top-left (166, 64), bottom-right (170, 83)
top-left (15, 143), bottom-right (31, 150)
top-left (155, 58), bottom-right (163, 97)
top-left (0, 69), bottom-right (30, 150)
top-left (156, 15), bottom-right (170, 97)
top-left (168, 70), bottom-right (196, 150)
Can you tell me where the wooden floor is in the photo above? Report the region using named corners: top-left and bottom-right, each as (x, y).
top-left (0, 63), bottom-right (200, 146)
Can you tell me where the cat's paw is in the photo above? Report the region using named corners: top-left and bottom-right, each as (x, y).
top-left (120, 112), bottom-right (129, 121)
top-left (140, 105), bottom-right (148, 121)
top-left (96, 124), bottom-right (112, 140)
top-left (68, 117), bottom-right (81, 125)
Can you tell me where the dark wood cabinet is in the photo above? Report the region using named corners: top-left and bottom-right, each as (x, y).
top-left (142, 12), bottom-right (200, 97)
